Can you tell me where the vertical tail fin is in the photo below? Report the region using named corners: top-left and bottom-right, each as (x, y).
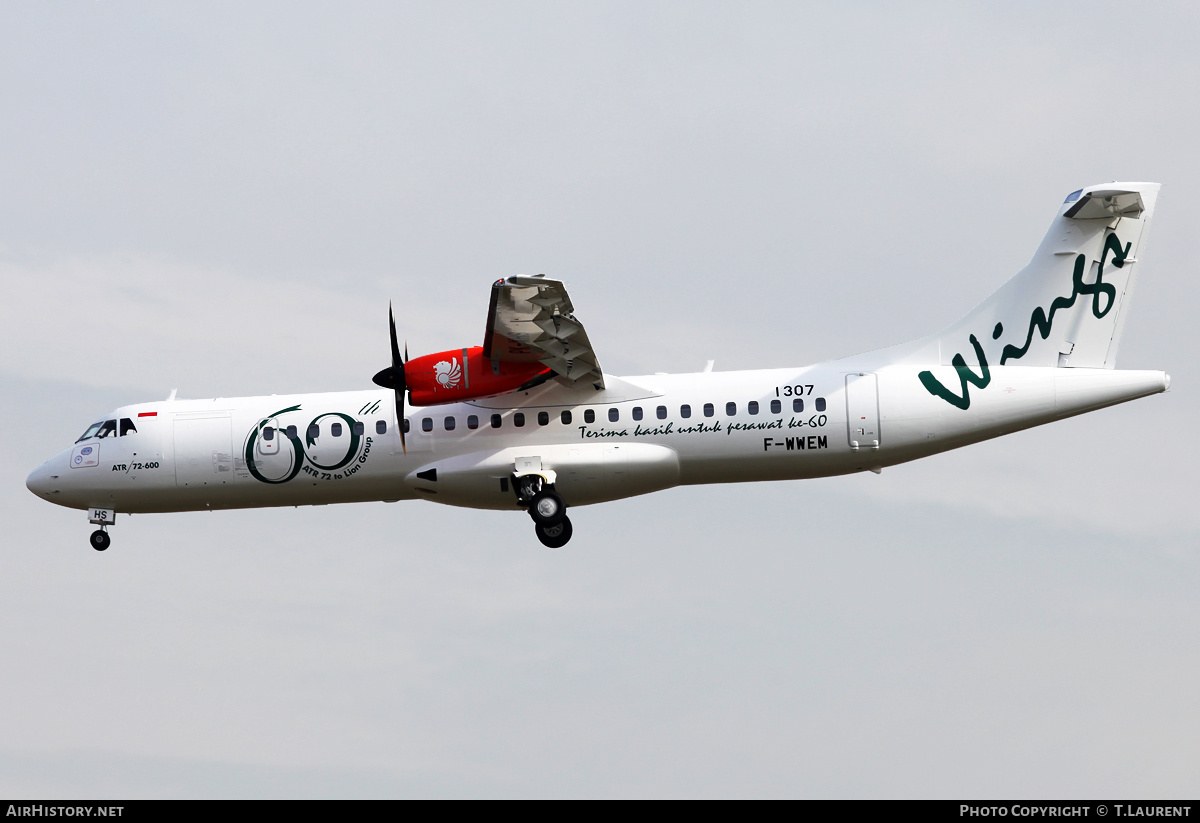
top-left (894, 182), bottom-right (1160, 371)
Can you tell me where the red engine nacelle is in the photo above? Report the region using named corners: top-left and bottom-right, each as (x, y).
top-left (405, 346), bottom-right (551, 406)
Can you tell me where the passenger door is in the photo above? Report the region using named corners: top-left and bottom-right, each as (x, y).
top-left (845, 373), bottom-right (880, 450)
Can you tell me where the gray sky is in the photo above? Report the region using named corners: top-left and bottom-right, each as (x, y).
top-left (3, 1), bottom-right (1198, 798)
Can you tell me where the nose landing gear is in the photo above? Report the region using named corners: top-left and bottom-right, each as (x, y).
top-left (87, 507), bottom-right (115, 551)
top-left (513, 472), bottom-right (573, 548)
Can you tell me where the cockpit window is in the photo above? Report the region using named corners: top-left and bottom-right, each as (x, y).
top-left (95, 420), bottom-right (118, 439)
top-left (119, 418), bottom-right (137, 436)
top-left (76, 422), bottom-right (104, 443)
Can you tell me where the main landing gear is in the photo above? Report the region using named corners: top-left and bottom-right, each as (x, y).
top-left (513, 473), bottom-right (573, 548)
top-left (534, 517), bottom-right (572, 549)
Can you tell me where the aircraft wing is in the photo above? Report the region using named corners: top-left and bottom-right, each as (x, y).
top-left (482, 275), bottom-right (605, 388)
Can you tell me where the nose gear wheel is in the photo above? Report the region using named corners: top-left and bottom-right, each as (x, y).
top-left (90, 529), bottom-right (110, 551)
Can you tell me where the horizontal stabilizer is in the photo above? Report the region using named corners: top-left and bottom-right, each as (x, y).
top-left (1063, 189), bottom-right (1145, 220)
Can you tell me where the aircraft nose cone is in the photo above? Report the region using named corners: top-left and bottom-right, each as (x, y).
top-left (26, 461), bottom-right (57, 497)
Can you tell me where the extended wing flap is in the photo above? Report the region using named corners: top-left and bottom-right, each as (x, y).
top-left (539, 355), bottom-right (599, 381)
top-left (483, 275), bottom-right (605, 387)
top-left (533, 316), bottom-right (582, 341)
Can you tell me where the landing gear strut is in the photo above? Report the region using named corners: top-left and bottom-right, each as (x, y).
top-left (512, 472), bottom-right (573, 548)
top-left (90, 529), bottom-right (110, 552)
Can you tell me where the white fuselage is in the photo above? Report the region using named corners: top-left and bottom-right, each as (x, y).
top-left (26, 360), bottom-right (1170, 517)
top-left (25, 181), bottom-right (1172, 548)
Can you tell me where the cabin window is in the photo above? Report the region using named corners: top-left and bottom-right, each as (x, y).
top-left (421, 418), bottom-right (433, 432)
top-left (307, 424), bottom-right (320, 440)
top-left (748, 401), bottom-right (759, 415)
top-left (353, 421), bottom-right (365, 436)
top-left (633, 407), bottom-right (643, 421)
top-left (119, 418), bottom-right (137, 436)
top-left (726, 402), bottom-right (736, 417)
top-left (376, 420), bottom-right (387, 435)
top-left (491, 414), bottom-right (502, 428)
top-left (657, 405), bottom-right (667, 420)
top-left (584, 409), bottom-right (595, 424)
top-left (793, 398), bottom-right (804, 413)
top-left (703, 403), bottom-right (714, 418)
top-left (680, 404), bottom-right (691, 419)
top-left (467, 415), bottom-right (479, 430)
top-left (331, 422), bottom-right (343, 437)
top-left (561, 410), bottom-right (572, 424)
top-left (514, 412), bottom-right (526, 427)
top-left (538, 411), bottom-right (549, 426)
top-left (262, 426), bottom-right (275, 442)
top-left (401, 419), bottom-right (409, 434)
top-left (770, 399), bottom-right (782, 414)
top-left (815, 397), bottom-right (827, 412)
top-left (608, 408), bottom-right (619, 422)
top-left (76, 422), bottom-right (105, 442)
top-left (444, 416), bottom-right (456, 431)
top-left (286, 425), bottom-right (298, 439)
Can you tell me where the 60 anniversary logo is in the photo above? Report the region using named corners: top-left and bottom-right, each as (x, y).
top-left (242, 405), bottom-right (373, 485)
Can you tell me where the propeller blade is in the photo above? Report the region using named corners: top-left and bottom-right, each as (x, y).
top-left (372, 303), bottom-right (407, 454)
top-left (396, 385), bottom-right (406, 454)
top-left (389, 303), bottom-right (403, 373)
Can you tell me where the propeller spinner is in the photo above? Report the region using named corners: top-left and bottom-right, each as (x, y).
top-left (371, 303), bottom-right (407, 453)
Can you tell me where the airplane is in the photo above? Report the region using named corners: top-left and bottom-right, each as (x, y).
top-left (26, 182), bottom-right (1171, 551)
